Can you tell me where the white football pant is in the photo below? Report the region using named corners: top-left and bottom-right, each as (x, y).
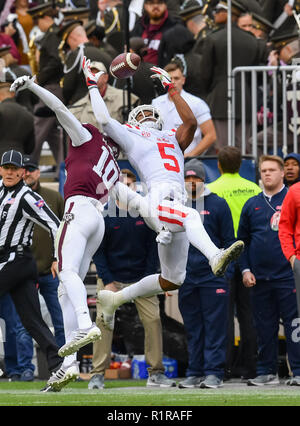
top-left (55, 195), bottom-right (105, 364)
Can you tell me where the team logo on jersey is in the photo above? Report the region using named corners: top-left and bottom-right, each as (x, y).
top-left (216, 289), bottom-right (226, 294)
top-left (35, 199), bottom-right (45, 209)
top-left (63, 212), bottom-right (74, 224)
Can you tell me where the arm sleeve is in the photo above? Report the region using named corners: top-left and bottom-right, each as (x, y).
top-left (88, 86), bottom-right (133, 153)
top-left (28, 82), bottom-right (91, 146)
top-left (279, 190), bottom-right (297, 261)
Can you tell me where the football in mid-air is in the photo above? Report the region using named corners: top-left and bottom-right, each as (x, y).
top-left (109, 53), bottom-right (141, 79)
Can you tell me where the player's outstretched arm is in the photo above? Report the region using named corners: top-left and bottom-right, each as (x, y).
top-left (82, 56), bottom-right (133, 154)
top-left (82, 56), bottom-right (111, 125)
top-left (10, 76), bottom-right (91, 147)
top-left (150, 66), bottom-right (197, 151)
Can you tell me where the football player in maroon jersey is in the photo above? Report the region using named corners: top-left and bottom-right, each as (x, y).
top-left (10, 75), bottom-right (122, 391)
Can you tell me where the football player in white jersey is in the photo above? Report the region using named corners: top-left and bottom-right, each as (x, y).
top-left (82, 57), bottom-right (244, 330)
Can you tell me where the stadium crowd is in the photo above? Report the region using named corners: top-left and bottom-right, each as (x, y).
top-left (0, 0), bottom-right (300, 390)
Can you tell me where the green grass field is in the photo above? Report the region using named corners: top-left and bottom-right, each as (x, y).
top-left (1, 379), bottom-right (300, 407)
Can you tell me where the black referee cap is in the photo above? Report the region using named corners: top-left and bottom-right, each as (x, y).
top-left (1, 150), bottom-right (23, 168)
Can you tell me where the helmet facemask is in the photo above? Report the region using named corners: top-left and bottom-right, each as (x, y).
top-left (127, 105), bottom-right (164, 130)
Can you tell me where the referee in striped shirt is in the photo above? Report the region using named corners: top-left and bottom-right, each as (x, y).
top-left (0, 150), bottom-right (62, 377)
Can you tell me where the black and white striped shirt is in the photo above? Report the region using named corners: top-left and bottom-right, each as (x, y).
top-left (0, 180), bottom-right (60, 253)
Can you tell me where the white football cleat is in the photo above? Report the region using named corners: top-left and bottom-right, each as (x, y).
top-left (58, 323), bottom-right (101, 357)
top-left (209, 240), bottom-right (244, 276)
top-left (97, 290), bottom-right (118, 331)
top-left (46, 361), bottom-right (80, 392)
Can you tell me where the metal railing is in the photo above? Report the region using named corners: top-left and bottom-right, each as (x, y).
top-left (230, 65), bottom-right (300, 158)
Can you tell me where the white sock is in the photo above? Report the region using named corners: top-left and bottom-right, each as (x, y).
top-left (59, 288), bottom-right (78, 342)
top-left (59, 271), bottom-right (92, 329)
top-left (184, 210), bottom-right (220, 260)
top-left (75, 307), bottom-right (93, 330)
top-left (58, 289), bottom-right (84, 365)
top-left (114, 274), bottom-right (162, 306)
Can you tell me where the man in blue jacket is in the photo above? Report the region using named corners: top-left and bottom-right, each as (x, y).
top-left (284, 153), bottom-right (300, 188)
top-left (178, 158), bottom-right (236, 389)
top-left (88, 169), bottom-right (176, 389)
top-left (238, 155), bottom-right (300, 386)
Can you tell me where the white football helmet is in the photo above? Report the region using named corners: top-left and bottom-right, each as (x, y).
top-left (127, 105), bottom-right (164, 130)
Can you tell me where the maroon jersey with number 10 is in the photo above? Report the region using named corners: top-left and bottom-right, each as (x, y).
top-left (63, 123), bottom-right (120, 204)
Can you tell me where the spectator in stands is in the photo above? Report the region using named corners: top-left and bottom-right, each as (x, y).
top-left (59, 18), bottom-right (113, 107)
top-left (10, 0), bottom-right (34, 67)
top-left (284, 153), bottom-right (300, 188)
top-left (130, 0), bottom-right (186, 66)
top-left (159, 24), bottom-right (204, 98)
top-left (179, 0), bottom-right (215, 56)
top-left (0, 79), bottom-right (34, 159)
top-left (9, 156), bottom-right (66, 382)
top-left (157, 18), bottom-right (199, 67)
top-left (95, 0), bottom-right (143, 54)
top-left (237, 12), bottom-right (254, 33)
top-left (84, 19), bottom-right (118, 60)
top-left (152, 61), bottom-right (216, 157)
top-left (69, 60), bottom-right (139, 135)
top-left (254, 30), bottom-right (300, 158)
top-left (237, 0), bottom-right (274, 41)
top-left (262, 0), bottom-right (298, 34)
top-left (207, 146), bottom-right (261, 381)
top-left (0, 45), bottom-right (34, 112)
top-left (96, 0), bottom-right (124, 37)
top-left (238, 155), bottom-right (300, 386)
top-left (197, 0), bottom-right (268, 153)
top-left (249, 12), bottom-right (275, 41)
top-left (178, 158), bottom-right (235, 389)
top-left (262, 0), bottom-right (291, 24)
top-left (26, 3), bottom-right (64, 179)
top-left (88, 169), bottom-right (176, 390)
top-left (0, 26), bottom-right (21, 63)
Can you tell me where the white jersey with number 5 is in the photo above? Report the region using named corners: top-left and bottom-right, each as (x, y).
top-left (103, 118), bottom-right (185, 201)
